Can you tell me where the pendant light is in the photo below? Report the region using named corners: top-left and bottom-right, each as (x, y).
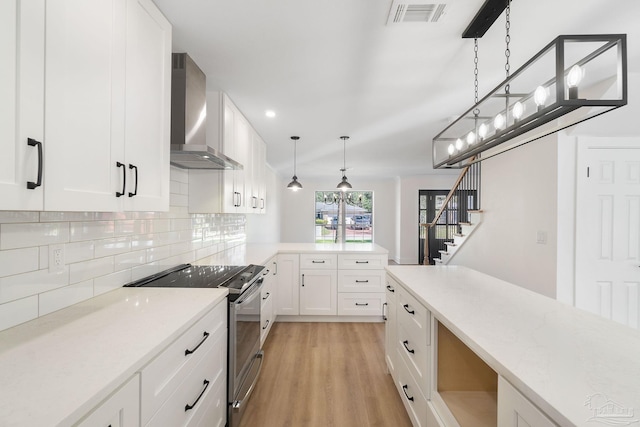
top-left (286, 136), bottom-right (302, 191)
top-left (336, 136), bottom-right (352, 191)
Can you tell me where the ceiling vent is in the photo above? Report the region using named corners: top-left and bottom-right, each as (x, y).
top-left (387, 0), bottom-right (447, 25)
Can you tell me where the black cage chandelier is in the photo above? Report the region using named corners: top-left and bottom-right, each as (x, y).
top-left (432, 2), bottom-right (627, 169)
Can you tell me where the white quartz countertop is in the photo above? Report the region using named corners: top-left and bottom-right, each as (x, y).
top-left (386, 265), bottom-right (640, 427)
top-left (0, 287), bottom-right (227, 427)
top-left (194, 242), bottom-right (388, 266)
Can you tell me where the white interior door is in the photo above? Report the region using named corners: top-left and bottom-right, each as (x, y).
top-left (575, 139), bottom-right (640, 329)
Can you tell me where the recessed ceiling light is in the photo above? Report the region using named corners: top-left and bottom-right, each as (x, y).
top-left (265, 110), bottom-right (276, 118)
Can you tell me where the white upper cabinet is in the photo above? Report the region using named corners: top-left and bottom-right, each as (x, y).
top-left (123, 0), bottom-right (171, 212)
top-left (1, 0), bottom-right (171, 212)
top-left (0, 0), bottom-right (45, 210)
top-left (44, 0), bottom-right (128, 212)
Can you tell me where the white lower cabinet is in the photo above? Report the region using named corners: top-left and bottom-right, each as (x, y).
top-left (337, 292), bottom-right (385, 315)
top-left (385, 277), bottom-right (398, 375)
top-left (75, 374), bottom-right (140, 427)
top-left (141, 301), bottom-right (227, 427)
top-left (395, 349), bottom-right (428, 427)
top-left (300, 269), bottom-right (337, 315)
top-left (275, 254), bottom-right (300, 316)
top-left (260, 256), bottom-right (277, 346)
top-left (498, 376), bottom-right (557, 427)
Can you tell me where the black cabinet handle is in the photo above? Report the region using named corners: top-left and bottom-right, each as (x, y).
top-left (238, 192), bottom-right (242, 207)
top-left (355, 261), bottom-right (369, 264)
top-left (185, 379), bottom-right (210, 411)
top-left (386, 285), bottom-right (395, 292)
top-left (403, 340), bottom-right (415, 354)
top-left (27, 138), bottom-right (43, 189)
top-left (403, 304), bottom-right (415, 315)
top-left (273, 261), bottom-right (277, 276)
top-left (355, 280), bottom-right (369, 283)
top-left (262, 292), bottom-right (270, 301)
top-left (301, 273), bottom-right (305, 287)
top-left (355, 302), bottom-right (369, 306)
top-left (185, 331), bottom-right (209, 356)
top-left (402, 385), bottom-right (414, 402)
top-left (312, 260), bottom-right (325, 264)
top-left (383, 302), bottom-right (387, 321)
top-left (252, 196), bottom-right (258, 209)
top-left (116, 162), bottom-right (126, 197)
top-left (262, 319), bottom-right (270, 330)
top-left (128, 164), bottom-right (138, 197)
top-left (260, 198), bottom-right (264, 209)
top-left (262, 269), bottom-right (270, 276)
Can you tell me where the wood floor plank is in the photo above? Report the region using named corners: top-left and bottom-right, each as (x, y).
top-left (238, 322), bottom-right (413, 427)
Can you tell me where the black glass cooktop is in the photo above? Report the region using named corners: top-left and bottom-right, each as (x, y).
top-left (124, 264), bottom-right (265, 294)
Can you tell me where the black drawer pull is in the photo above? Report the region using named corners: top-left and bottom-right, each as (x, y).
top-left (402, 384), bottom-right (414, 402)
top-left (355, 280), bottom-right (369, 283)
top-left (116, 162), bottom-right (126, 197)
top-left (27, 138), bottom-right (43, 189)
top-left (301, 273), bottom-right (305, 287)
top-left (403, 304), bottom-right (415, 315)
top-left (355, 260), bottom-right (369, 264)
top-left (386, 285), bottom-right (395, 292)
top-left (355, 302), bottom-right (369, 306)
top-left (383, 302), bottom-right (388, 321)
top-left (185, 379), bottom-right (210, 411)
top-left (262, 292), bottom-right (270, 300)
top-left (262, 319), bottom-right (270, 330)
top-left (128, 164), bottom-right (138, 197)
top-left (402, 340), bottom-right (415, 354)
top-left (185, 331), bottom-right (209, 356)
top-left (312, 260), bottom-right (325, 263)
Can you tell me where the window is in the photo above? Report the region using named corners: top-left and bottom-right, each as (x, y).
top-left (314, 191), bottom-right (373, 243)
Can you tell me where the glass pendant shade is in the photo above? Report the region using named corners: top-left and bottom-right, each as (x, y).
top-left (287, 136), bottom-right (302, 190)
top-left (433, 34), bottom-right (627, 168)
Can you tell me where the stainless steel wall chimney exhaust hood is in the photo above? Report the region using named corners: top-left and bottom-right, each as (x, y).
top-left (170, 53), bottom-right (243, 170)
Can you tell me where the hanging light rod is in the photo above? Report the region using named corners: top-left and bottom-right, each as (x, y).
top-left (287, 136), bottom-right (302, 191)
top-left (433, 34), bottom-right (627, 169)
top-left (336, 136), bottom-right (352, 191)
top-left (462, 0), bottom-right (508, 39)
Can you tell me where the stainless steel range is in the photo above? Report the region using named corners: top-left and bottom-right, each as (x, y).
top-left (124, 263), bottom-right (266, 427)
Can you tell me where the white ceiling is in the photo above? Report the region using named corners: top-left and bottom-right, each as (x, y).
top-left (154, 0), bottom-right (640, 181)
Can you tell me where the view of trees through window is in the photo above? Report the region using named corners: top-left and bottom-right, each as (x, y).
top-left (314, 191), bottom-right (373, 243)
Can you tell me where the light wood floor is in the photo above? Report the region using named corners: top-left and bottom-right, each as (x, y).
top-left (238, 322), bottom-right (413, 427)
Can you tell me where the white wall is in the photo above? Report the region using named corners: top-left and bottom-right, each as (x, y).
top-left (0, 167), bottom-right (247, 332)
top-left (245, 164), bottom-right (282, 243)
top-left (452, 135), bottom-right (559, 298)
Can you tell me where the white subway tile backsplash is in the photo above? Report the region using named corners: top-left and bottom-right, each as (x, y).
top-left (69, 257), bottom-right (114, 284)
top-left (114, 250), bottom-right (146, 272)
top-left (0, 223), bottom-right (70, 250)
top-left (95, 270), bottom-right (132, 295)
top-left (0, 212), bottom-right (39, 224)
top-left (66, 241), bottom-right (95, 264)
top-left (0, 170), bottom-right (246, 331)
top-left (0, 248), bottom-right (39, 278)
top-left (0, 296), bottom-right (38, 330)
top-left (95, 236), bottom-right (132, 258)
top-left (39, 280), bottom-right (94, 316)
top-left (0, 268), bottom-right (70, 304)
top-left (70, 221), bottom-right (115, 242)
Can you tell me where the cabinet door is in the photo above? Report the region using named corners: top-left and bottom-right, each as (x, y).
top-left (498, 376), bottom-right (557, 427)
top-left (275, 254), bottom-right (299, 316)
top-left (44, 0), bottom-right (126, 212)
top-left (234, 115), bottom-right (249, 213)
top-left (385, 278), bottom-right (397, 375)
top-left (300, 269), bottom-right (337, 316)
top-left (0, 0), bottom-right (44, 210)
top-left (221, 99), bottom-right (237, 213)
top-left (77, 374), bottom-right (140, 427)
top-left (123, 0), bottom-right (171, 212)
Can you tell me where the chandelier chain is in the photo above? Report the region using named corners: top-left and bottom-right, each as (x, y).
top-left (474, 38), bottom-right (479, 104)
top-left (504, 0), bottom-right (511, 93)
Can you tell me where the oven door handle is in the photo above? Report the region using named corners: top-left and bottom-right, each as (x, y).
top-left (232, 351), bottom-right (264, 412)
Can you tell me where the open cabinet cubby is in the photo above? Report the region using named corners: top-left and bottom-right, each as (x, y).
top-left (436, 322), bottom-right (498, 427)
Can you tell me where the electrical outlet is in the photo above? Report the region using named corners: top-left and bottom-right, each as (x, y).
top-left (536, 231), bottom-right (547, 245)
top-left (49, 244), bottom-right (65, 273)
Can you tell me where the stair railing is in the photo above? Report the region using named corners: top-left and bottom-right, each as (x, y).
top-left (420, 157), bottom-right (481, 265)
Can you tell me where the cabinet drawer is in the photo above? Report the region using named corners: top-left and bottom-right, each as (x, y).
top-left (300, 253), bottom-right (337, 269)
top-left (260, 294), bottom-right (274, 345)
top-left (397, 286), bottom-right (430, 346)
top-left (385, 276), bottom-right (398, 304)
top-left (337, 292), bottom-right (385, 316)
top-left (395, 350), bottom-right (427, 427)
top-left (141, 302), bottom-right (226, 425)
top-left (337, 254), bottom-right (387, 270)
top-left (397, 322), bottom-right (430, 399)
top-left (77, 374), bottom-right (140, 427)
top-left (338, 270), bottom-right (385, 293)
top-left (145, 333), bottom-right (226, 427)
